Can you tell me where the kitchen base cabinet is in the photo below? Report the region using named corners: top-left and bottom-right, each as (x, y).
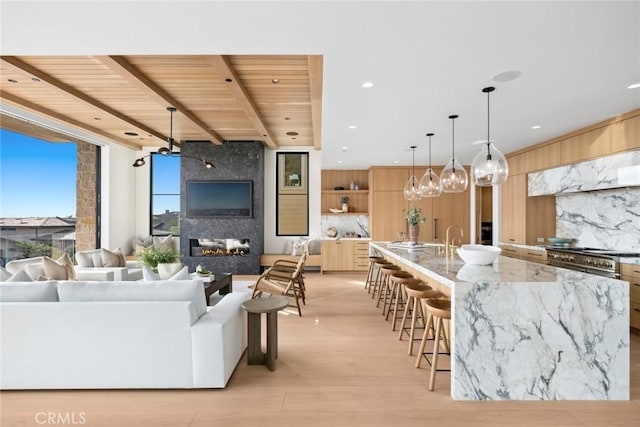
top-left (621, 263), bottom-right (640, 329)
top-left (321, 240), bottom-right (370, 272)
top-left (499, 245), bottom-right (523, 259)
top-left (521, 248), bottom-right (547, 264)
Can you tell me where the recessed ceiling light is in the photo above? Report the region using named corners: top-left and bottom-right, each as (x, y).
top-left (124, 131), bottom-right (139, 136)
top-left (284, 117), bottom-right (291, 120)
top-left (337, 160), bottom-right (343, 164)
top-left (531, 125), bottom-right (541, 130)
top-left (7, 79), bottom-right (17, 83)
top-left (491, 70), bottom-right (522, 83)
top-left (286, 131), bottom-right (298, 136)
top-left (94, 117), bottom-right (101, 121)
top-left (341, 146), bottom-right (348, 152)
top-left (224, 78), bottom-right (233, 83)
top-left (393, 160), bottom-right (400, 164)
top-left (362, 82), bottom-right (374, 88)
top-left (628, 83), bottom-right (640, 89)
top-left (31, 77), bottom-right (41, 82)
top-left (272, 79), bottom-right (280, 84)
top-left (348, 125), bottom-right (357, 129)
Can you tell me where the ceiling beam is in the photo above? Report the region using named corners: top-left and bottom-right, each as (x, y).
top-left (0, 56), bottom-right (167, 146)
top-left (1, 92), bottom-right (141, 150)
top-left (94, 55), bottom-right (224, 145)
top-left (308, 55), bottom-right (323, 151)
top-left (205, 55), bottom-right (277, 149)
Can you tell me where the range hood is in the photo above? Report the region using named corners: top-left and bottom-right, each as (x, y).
top-left (528, 151), bottom-right (640, 196)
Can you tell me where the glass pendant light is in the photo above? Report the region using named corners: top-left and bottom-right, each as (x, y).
top-left (403, 145), bottom-right (420, 201)
top-left (441, 115), bottom-right (468, 193)
top-left (471, 86), bottom-right (509, 186)
top-left (418, 133), bottom-right (441, 197)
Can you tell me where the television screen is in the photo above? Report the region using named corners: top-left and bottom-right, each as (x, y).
top-left (186, 181), bottom-right (253, 218)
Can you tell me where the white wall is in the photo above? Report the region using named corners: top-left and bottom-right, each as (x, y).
top-left (264, 147), bottom-right (322, 254)
top-left (100, 144), bottom-right (137, 253)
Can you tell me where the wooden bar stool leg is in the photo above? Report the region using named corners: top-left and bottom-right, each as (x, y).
top-left (415, 312), bottom-right (433, 368)
top-left (390, 284), bottom-right (404, 330)
top-left (428, 316), bottom-right (443, 391)
top-left (376, 274), bottom-right (388, 308)
top-left (398, 295), bottom-right (413, 341)
top-left (408, 296), bottom-right (420, 355)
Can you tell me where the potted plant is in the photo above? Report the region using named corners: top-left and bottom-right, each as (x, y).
top-left (140, 246), bottom-right (182, 279)
top-left (403, 206), bottom-right (427, 244)
top-left (341, 196), bottom-right (349, 212)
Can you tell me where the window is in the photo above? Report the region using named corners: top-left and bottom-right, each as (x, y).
top-left (276, 152), bottom-right (309, 236)
top-left (151, 154), bottom-right (180, 236)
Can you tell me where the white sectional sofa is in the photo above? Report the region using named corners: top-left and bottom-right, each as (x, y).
top-left (0, 279), bottom-right (250, 389)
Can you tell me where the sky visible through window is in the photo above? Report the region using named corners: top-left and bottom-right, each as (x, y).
top-left (0, 129), bottom-right (77, 217)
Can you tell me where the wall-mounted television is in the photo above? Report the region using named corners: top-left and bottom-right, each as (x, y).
top-left (186, 180), bottom-right (253, 218)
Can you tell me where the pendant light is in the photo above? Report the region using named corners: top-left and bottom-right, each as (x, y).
top-left (132, 107), bottom-right (215, 169)
top-left (471, 86), bottom-right (509, 186)
top-left (403, 145), bottom-right (420, 201)
top-left (418, 133), bottom-right (441, 197)
top-left (441, 115), bottom-right (468, 193)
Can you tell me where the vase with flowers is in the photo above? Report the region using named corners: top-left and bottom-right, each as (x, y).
top-left (403, 206), bottom-right (427, 244)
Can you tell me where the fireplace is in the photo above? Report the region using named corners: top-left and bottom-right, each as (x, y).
top-left (190, 238), bottom-right (250, 257)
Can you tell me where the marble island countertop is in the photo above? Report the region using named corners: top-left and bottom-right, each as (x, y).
top-left (370, 241), bottom-right (630, 401)
top-left (373, 242), bottom-right (625, 288)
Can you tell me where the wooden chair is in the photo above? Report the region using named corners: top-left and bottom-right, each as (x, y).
top-left (264, 253), bottom-right (307, 303)
top-left (252, 255), bottom-right (305, 316)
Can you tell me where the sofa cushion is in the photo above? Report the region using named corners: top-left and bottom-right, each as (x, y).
top-left (0, 266), bottom-right (13, 281)
top-left (142, 265), bottom-right (189, 281)
top-left (92, 251), bottom-right (104, 267)
top-left (5, 257), bottom-right (45, 275)
top-left (76, 250), bottom-right (98, 267)
top-left (102, 248), bottom-right (125, 267)
top-left (0, 282), bottom-right (58, 301)
top-left (6, 270), bottom-right (33, 282)
top-left (25, 263), bottom-right (45, 281)
top-left (57, 280), bottom-right (207, 320)
top-left (58, 253), bottom-right (76, 280)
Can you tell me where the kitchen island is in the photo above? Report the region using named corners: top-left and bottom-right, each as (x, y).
top-left (370, 242), bottom-right (629, 400)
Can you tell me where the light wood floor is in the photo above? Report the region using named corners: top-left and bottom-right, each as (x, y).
top-left (2, 272), bottom-right (639, 427)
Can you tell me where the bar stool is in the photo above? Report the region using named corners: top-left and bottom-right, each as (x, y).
top-left (376, 265), bottom-right (402, 310)
top-left (415, 298), bottom-right (451, 391)
top-left (386, 273), bottom-right (420, 331)
top-left (398, 283), bottom-right (443, 355)
top-left (371, 260), bottom-right (393, 300)
top-left (364, 256), bottom-right (384, 293)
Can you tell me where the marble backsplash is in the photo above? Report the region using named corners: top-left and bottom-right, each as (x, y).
top-left (529, 151), bottom-right (640, 196)
top-left (556, 187), bottom-right (640, 251)
top-left (320, 215), bottom-right (369, 238)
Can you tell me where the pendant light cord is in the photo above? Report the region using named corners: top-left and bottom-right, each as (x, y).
top-left (486, 89), bottom-right (491, 158)
top-left (412, 146), bottom-right (416, 186)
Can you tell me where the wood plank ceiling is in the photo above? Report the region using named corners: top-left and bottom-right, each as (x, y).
top-left (0, 55), bottom-right (323, 150)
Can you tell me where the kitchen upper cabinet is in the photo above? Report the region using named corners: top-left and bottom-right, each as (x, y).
top-left (369, 167), bottom-right (410, 191)
top-left (525, 142), bottom-right (561, 172)
top-left (506, 153), bottom-right (526, 175)
top-left (611, 114), bottom-right (640, 152)
top-left (370, 190), bottom-right (408, 241)
top-left (500, 173), bottom-right (527, 244)
top-left (431, 190), bottom-right (469, 243)
top-left (560, 126), bottom-right (611, 164)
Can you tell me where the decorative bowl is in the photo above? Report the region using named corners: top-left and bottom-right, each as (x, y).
top-left (329, 208), bottom-right (343, 213)
top-left (456, 244), bottom-right (501, 265)
top-left (547, 237), bottom-right (574, 246)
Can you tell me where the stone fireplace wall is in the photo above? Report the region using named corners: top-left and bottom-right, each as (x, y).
top-left (180, 141), bottom-right (264, 274)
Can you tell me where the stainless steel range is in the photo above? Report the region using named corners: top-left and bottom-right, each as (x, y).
top-left (546, 247), bottom-right (640, 279)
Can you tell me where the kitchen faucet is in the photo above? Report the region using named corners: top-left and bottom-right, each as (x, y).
top-left (445, 225), bottom-right (464, 258)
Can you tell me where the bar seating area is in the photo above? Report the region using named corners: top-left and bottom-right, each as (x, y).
top-left (363, 255), bottom-right (452, 391)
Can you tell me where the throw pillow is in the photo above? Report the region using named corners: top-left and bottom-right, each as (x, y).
top-left (75, 251), bottom-right (94, 267)
top-left (6, 269), bottom-right (32, 282)
top-left (91, 251), bottom-right (104, 267)
top-left (153, 234), bottom-right (173, 251)
top-left (169, 266), bottom-right (189, 280)
top-left (142, 265), bottom-right (160, 281)
top-left (42, 256), bottom-right (69, 280)
top-left (57, 253), bottom-right (76, 280)
top-left (0, 266), bottom-right (13, 282)
top-left (24, 263), bottom-right (45, 281)
top-left (101, 248), bottom-right (125, 267)
top-left (134, 243), bottom-right (152, 256)
top-left (291, 241), bottom-right (305, 256)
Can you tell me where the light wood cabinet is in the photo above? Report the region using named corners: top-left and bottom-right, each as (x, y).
top-left (499, 245), bottom-right (523, 258)
top-left (611, 114), bottom-right (640, 152)
top-left (525, 143), bottom-right (561, 172)
top-left (621, 263), bottom-right (640, 329)
top-left (500, 174), bottom-right (527, 244)
top-left (369, 167), bottom-right (409, 191)
top-left (559, 126), bottom-right (611, 164)
top-left (506, 153), bottom-right (526, 175)
top-left (370, 190), bottom-right (408, 241)
top-left (321, 240), bottom-right (369, 271)
top-left (322, 240), bottom-right (354, 271)
top-left (521, 247), bottom-right (548, 264)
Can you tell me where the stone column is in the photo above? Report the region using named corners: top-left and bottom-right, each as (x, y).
top-left (75, 142), bottom-right (97, 251)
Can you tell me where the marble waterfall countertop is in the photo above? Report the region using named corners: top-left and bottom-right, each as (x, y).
top-left (370, 242), bottom-right (630, 401)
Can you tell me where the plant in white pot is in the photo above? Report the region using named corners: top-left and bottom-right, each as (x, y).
top-left (403, 206), bottom-right (427, 245)
top-left (140, 246), bottom-right (182, 279)
top-left (341, 196), bottom-right (349, 213)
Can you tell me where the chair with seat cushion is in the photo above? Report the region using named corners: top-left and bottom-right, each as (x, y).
top-left (251, 258), bottom-right (305, 316)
